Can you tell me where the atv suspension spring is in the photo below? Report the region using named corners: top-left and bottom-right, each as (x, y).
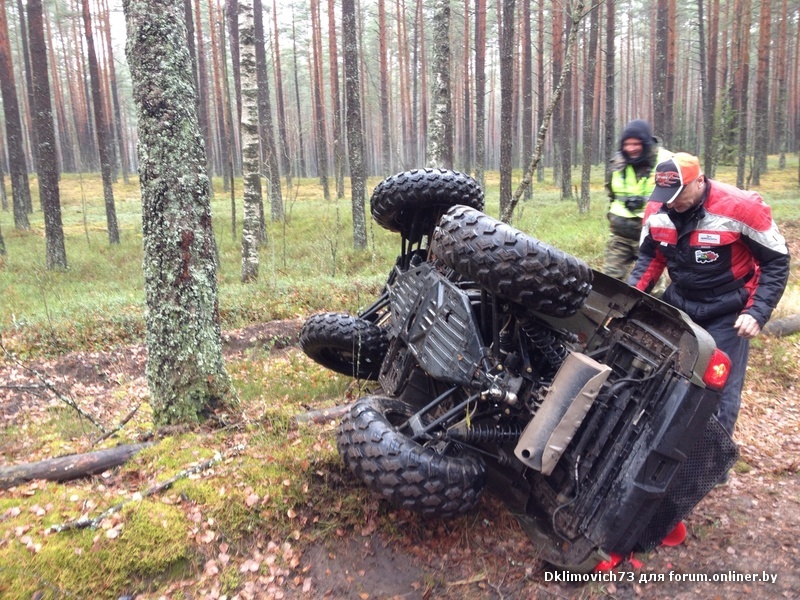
top-left (521, 320), bottom-right (567, 367)
top-left (450, 423), bottom-right (524, 445)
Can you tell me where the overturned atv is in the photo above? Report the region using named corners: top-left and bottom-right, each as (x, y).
top-left (301, 169), bottom-right (738, 571)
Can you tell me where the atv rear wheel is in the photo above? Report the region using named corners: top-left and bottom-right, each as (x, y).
top-left (371, 169), bottom-right (484, 240)
top-left (337, 395), bottom-right (487, 518)
top-left (299, 313), bottom-right (388, 380)
top-left (431, 205), bottom-right (592, 318)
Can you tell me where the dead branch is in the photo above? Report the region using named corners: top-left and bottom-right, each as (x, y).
top-left (48, 443), bottom-right (246, 533)
top-left (0, 338), bottom-right (107, 434)
top-left (92, 404), bottom-right (142, 446)
top-left (500, 0), bottom-right (588, 224)
top-left (293, 403), bottom-right (353, 425)
top-left (0, 442), bottom-right (153, 490)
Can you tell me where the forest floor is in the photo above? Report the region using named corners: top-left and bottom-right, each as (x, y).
top-left (1, 313), bottom-right (798, 599)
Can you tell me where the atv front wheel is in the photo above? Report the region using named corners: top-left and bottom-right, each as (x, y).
top-left (337, 395), bottom-right (487, 518)
top-left (371, 169), bottom-right (484, 241)
top-left (299, 313), bottom-right (389, 380)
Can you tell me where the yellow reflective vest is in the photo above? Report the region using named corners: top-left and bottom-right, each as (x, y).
top-left (608, 147), bottom-right (673, 219)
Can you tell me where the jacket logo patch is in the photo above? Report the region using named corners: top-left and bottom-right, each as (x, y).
top-left (695, 250), bottom-right (720, 264)
top-left (698, 233), bottom-right (721, 244)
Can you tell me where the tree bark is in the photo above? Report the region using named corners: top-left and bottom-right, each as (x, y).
top-left (499, 0), bottom-right (515, 217)
top-left (272, 0), bottom-right (292, 187)
top-left (310, 0), bottom-right (330, 197)
top-left (378, 0), bottom-right (392, 173)
top-left (123, 0), bottom-right (235, 425)
top-left (100, 0), bottom-right (130, 184)
top-left (327, 0), bottom-right (345, 196)
top-left (253, 0), bottom-right (284, 222)
top-left (82, 0), bottom-right (120, 245)
top-left (28, 0), bottom-right (67, 269)
top-left (427, 0), bottom-right (453, 168)
top-left (603, 0), bottom-right (615, 166)
top-left (751, 0), bottom-right (771, 185)
top-left (0, 1), bottom-right (31, 230)
top-left (474, 0), bottom-right (486, 187)
top-left (521, 0), bottom-right (531, 199)
top-left (579, 2), bottom-right (600, 213)
top-left (238, 0), bottom-right (264, 282)
top-left (343, 0), bottom-right (367, 249)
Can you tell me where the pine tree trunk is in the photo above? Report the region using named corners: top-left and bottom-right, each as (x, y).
top-left (378, 0), bottom-right (392, 173)
top-left (209, 0), bottom-right (232, 194)
top-left (342, 0), bottom-right (367, 249)
top-left (100, 0), bottom-right (130, 184)
top-left (309, 0), bottom-right (330, 197)
top-left (28, 0), bottom-right (68, 269)
top-left (536, 0), bottom-right (544, 182)
top-left (521, 0), bottom-right (531, 199)
top-left (560, 6), bottom-right (573, 201)
top-left (17, 0), bottom-right (37, 185)
top-left (253, 0), bottom-right (283, 222)
top-left (327, 0), bottom-right (345, 197)
top-left (499, 0), bottom-right (514, 217)
top-left (193, 0), bottom-right (214, 190)
top-left (474, 0), bottom-right (486, 187)
top-left (751, 0), bottom-right (771, 185)
top-left (272, 0), bottom-right (292, 188)
top-left (603, 0), bottom-right (615, 165)
top-left (82, 0), bottom-right (119, 244)
top-left (238, 0), bottom-right (263, 282)
top-left (774, 0), bottom-right (788, 169)
top-left (0, 1), bottom-right (31, 230)
top-left (291, 14), bottom-right (306, 177)
top-left (579, 2), bottom-right (599, 213)
top-left (123, 0), bottom-right (235, 426)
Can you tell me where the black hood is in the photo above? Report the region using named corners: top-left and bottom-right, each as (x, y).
top-left (619, 120), bottom-right (656, 168)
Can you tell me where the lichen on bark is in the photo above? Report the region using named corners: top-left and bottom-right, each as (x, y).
top-left (123, 0), bottom-right (235, 425)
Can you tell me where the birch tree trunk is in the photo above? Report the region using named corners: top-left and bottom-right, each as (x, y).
top-left (579, 2), bottom-right (599, 213)
top-left (123, 0), bottom-right (235, 425)
top-left (427, 0), bottom-right (453, 169)
top-left (238, 0), bottom-right (264, 282)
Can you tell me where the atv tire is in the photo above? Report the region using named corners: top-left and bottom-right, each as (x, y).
top-left (299, 313), bottom-right (389, 380)
top-left (431, 205), bottom-right (593, 318)
top-left (371, 169), bottom-right (484, 239)
top-left (337, 395), bottom-right (487, 518)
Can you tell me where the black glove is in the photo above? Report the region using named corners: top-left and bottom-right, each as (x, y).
top-left (623, 196), bottom-right (646, 211)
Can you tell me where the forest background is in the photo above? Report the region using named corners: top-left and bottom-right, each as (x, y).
top-left (0, 0), bottom-right (799, 598)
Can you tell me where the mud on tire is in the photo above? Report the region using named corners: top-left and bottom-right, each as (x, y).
top-left (371, 169), bottom-right (484, 239)
top-left (299, 313), bottom-right (389, 380)
top-left (430, 205), bottom-right (593, 318)
top-left (337, 396), bottom-right (487, 518)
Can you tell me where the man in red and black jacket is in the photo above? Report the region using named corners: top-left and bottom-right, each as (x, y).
top-left (628, 153), bottom-right (790, 449)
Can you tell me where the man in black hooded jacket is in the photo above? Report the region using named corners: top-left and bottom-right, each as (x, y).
top-left (603, 120), bottom-right (672, 280)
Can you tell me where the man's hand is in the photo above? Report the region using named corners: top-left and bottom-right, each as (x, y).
top-left (734, 313), bottom-right (761, 339)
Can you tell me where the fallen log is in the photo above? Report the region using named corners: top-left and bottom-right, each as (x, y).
top-left (293, 403), bottom-right (353, 425)
top-left (763, 314), bottom-right (800, 338)
top-left (0, 442), bottom-right (153, 490)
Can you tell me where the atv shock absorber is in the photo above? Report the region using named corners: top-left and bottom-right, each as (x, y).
top-left (520, 318), bottom-right (568, 368)
top-left (450, 422), bottom-right (525, 445)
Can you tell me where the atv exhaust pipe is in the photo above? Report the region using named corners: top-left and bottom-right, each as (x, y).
top-left (515, 352), bottom-right (611, 475)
